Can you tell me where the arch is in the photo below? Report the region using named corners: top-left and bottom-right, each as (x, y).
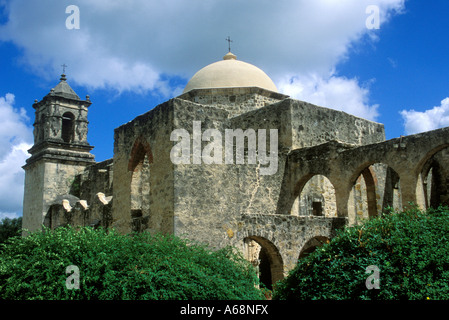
top-left (128, 136), bottom-right (153, 172)
top-left (348, 163), bottom-right (401, 225)
top-left (415, 143), bottom-right (449, 178)
top-left (61, 112), bottom-right (75, 143)
top-left (243, 236), bottom-right (284, 290)
top-left (291, 174), bottom-right (337, 217)
top-left (298, 236), bottom-right (330, 259)
top-left (348, 165), bottom-right (377, 224)
top-left (418, 145), bottom-right (449, 209)
top-left (348, 160), bottom-right (401, 189)
top-left (128, 137), bottom-right (153, 232)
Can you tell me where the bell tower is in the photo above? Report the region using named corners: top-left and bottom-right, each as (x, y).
top-left (22, 73), bottom-right (96, 232)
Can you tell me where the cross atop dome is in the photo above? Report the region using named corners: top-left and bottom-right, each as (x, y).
top-left (225, 36), bottom-right (233, 52)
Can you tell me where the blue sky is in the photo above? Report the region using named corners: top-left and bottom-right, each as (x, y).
top-left (0, 0), bottom-right (448, 219)
top-left (338, 0), bottom-right (449, 138)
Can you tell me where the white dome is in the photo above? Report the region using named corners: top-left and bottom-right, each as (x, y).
top-left (183, 52), bottom-right (278, 93)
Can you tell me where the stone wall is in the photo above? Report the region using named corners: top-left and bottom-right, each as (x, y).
top-left (178, 87), bottom-right (288, 118)
top-left (277, 127), bottom-right (449, 223)
top-left (22, 160), bottom-right (89, 233)
top-left (43, 193), bottom-right (112, 230)
top-left (169, 96), bottom-right (386, 261)
top-left (24, 77), bottom-right (449, 289)
top-left (22, 161), bottom-right (45, 232)
top-left (78, 159), bottom-right (114, 228)
top-left (289, 99), bottom-right (386, 148)
top-left (172, 98), bottom-right (236, 246)
top-left (237, 214), bottom-right (347, 274)
top-left (112, 99), bottom-right (176, 235)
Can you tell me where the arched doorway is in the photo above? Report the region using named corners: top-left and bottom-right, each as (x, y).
top-left (243, 236), bottom-right (284, 290)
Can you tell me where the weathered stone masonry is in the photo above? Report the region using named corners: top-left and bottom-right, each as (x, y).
top-left (23, 54), bottom-right (449, 289)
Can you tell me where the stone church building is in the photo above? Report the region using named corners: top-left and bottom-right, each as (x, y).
top-left (22, 52), bottom-right (449, 289)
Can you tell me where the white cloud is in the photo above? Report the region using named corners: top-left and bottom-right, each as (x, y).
top-left (0, 0), bottom-right (405, 99)
top-left (0, 212), bottom-right (21, 221)
top-left (0, 0), bottom-right (408, 218)
top-left (278, 72), bottom-right (379, 121)
top-left (0, 142), bottom-right (31, 217)
top-left (0, 94), bottom-right (33, 218)
top-left (0, 93), bottom-right (32, 159)
top-left (400, 98), bottom-right (449, 135)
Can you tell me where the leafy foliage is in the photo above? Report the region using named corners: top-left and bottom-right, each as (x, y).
top-left (0, 227), bottom-right (263, 300)
top-left (273, 206), bottom-right (449, 300)
top-left (0, 217), bottom-right (22, 244)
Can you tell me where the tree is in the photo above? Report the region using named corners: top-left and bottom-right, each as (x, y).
top-left (273, 206), bottom-right (449, 300)
top-left (0, 226), bottom-right (264, 300)
top-left (0, 217), bottom-right (22, 244)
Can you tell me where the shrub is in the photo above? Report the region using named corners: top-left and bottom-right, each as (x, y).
top-left (273, 206), bottom-right (449, 300)
top-left (0, 227), bottom-right (264, 300)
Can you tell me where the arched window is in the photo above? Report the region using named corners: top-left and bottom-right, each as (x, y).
top-left (129, 137), bottom-right (153, 232)
top-left (130, 153), bottom-right (151, 232)
top-left (61, 112), bottom-right (75, 143)
top-left (291, 175), bottom-right (337, 217)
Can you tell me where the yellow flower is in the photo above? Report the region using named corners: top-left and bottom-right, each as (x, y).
top-left (427, 297), bottom-right (430, 300)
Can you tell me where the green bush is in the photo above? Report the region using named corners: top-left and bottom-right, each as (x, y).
top-left (0, 227), bottom-right (264, 300)
top-left (273, 206), bottom-right (449, 300)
